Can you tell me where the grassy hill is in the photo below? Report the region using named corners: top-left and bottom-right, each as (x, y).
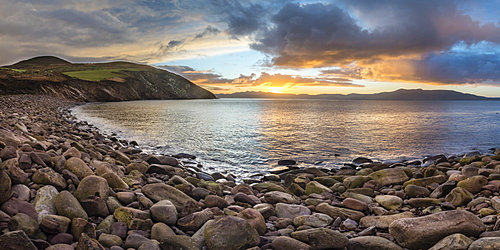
top-left (0, 56), bottom-right (216, 101)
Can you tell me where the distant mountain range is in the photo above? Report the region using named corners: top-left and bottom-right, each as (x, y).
top-left (0, 56), bottom-right (215, 101)
top-left (217, 89), bottom-right (499, 100)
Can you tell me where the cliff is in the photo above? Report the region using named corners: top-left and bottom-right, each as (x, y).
top-left (0, 56), bottom-right (216, 101)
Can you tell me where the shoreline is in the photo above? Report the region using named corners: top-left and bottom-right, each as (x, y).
top-left (1, 94), bottom-right (500, 249)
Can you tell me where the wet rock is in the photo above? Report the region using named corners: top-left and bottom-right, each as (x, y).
top-left (428, 233), bottom-right (473, 250)
top-left (150, 199), bottom-right (178, 225)
top-left (142, 183), bottom-right (199, 216)
top-left (204, 216), bottom-right (260, 250)
top-left (0, 230), bottom-right (37, 250)
top-left (389, 210), bottom-right (485, 249)
top-left (316, 203), bottom-right (365, 222)
top-left (348, 236), bottom-right (403, 250)
top-left (407, 198), bottom-right (441, 207)
top-left (18, 153), bottom-right (32, 169)
top-left (159, 235), bottom-right (198, 250)
top-left (55, 190), bottom-right (88, 220)
top-left (291, 228), bottom-right (348, 250)
top-left (276, 203), bottom-right (311, 219)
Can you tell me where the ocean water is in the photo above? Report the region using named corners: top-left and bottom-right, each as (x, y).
top-left (72, 99), bottom-right (500, 177)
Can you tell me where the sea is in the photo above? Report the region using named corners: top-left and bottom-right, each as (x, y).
top-left (71, 99), bottom-right (500, 178)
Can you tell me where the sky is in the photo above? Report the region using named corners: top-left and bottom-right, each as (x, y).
top-left (1, 0), bottom-right (500, 96)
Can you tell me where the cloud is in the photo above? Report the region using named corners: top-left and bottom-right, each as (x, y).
top-left (206, 0), bottom-right (500, 85)
top-left (194, 26), bottom-right (221, 39)
top-left (159, 65), bottom-right (362, 88)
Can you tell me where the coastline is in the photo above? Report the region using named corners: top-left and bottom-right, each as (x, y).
top-left (1, 94), bottom-right (500, 249)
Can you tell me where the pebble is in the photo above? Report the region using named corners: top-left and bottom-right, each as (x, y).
top-left (0, 94), bottom-right (499, 250)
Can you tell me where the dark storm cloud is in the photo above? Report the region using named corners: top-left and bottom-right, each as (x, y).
top-left (208, 0), bottom-right (270, 36)
top-left (246, 1), bottom-right (500, 68)
top-left (207, 0), bottom-right (500, 85)
top-left (194, 26), bottom-right (221, 39)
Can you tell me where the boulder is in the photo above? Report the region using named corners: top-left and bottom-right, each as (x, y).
top-left (0, 230), bottom-right (37, 250)
top-left (177, 209), bottom-right (212, 231)
top-left (359, 212), bottom-right (414, 229)
top-left (305, 181), bottom-right (332, 195)
top-left (64, 157), bottom-right (93, 180)
top-left (348, 236), bottom-right (403, 250)
top-left (32, 168), bottom-right (67, 190)
top-left (374, 195), bottom-right (403, 210)
top-left (428, 233), bottom-right (473, 250)
top-left (293, 213), bottom-right (333, 228)
top-left (468, 237), bottom-right (500, 250)
top-left (142, 183), bottom-right (199, 216)
top-left (237, 208), bottom-right (266, 235)
top-left (33, 185), bottom-right (59, 223)
top-left (457, 176), bottom-right (488, 194)
top-left (0, 171), bottom-right (13, 204)
top-left (316, 203), bottom-right (365, 222)
top-left (264, 191), bottom-right (301, 204)
top-left (74, 175), bottom-right (109, 201)
top-left (40, 215), bottom-right (71, 234)
top-left (8, 213), bottom-right (39, 237)
top-left (291, 228), bottom-right (348, 249)
top-left (204, 216), bottom-right (260, 250)
top-left (276, 203), bottom-right (311, 219)
top-left (55, 190), bottom-right (88, 220)
top-left (445, 187), bottom-right (474, 207)
top-left (159, 235), bottom-right (198, 250)
top-left (272, 236), bottom-right (311, 250)
top-left (76, 233), bottom-right (105, 250)
top-left (404, 184), bottom-right (430, 198)
top-left (368, 168), bottom-right (409, 186)
top-left (150, 200), bottom-right (178, 225)
top-left (389, 210), bottom-right (485, 249)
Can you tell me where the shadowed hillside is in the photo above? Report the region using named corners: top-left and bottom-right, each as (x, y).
top-left (0, 56), bottom-right (216, 101)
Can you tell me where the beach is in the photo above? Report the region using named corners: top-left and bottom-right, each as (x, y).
top-left (1, 94), bottom-right (500, 249)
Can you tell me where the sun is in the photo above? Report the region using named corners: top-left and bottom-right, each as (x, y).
top-left (267, 87), bottom-right (284, 93)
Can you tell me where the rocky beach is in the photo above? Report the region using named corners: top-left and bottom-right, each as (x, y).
top-left (1, 94), bottom-right (500, 250)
